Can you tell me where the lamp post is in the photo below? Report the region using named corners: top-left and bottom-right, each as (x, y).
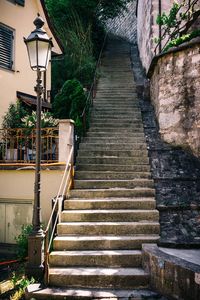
top-left (24, 15), bottom-right (53, 279)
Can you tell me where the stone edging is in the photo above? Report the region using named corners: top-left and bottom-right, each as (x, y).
top-left (147, 36), bottom-right (200, 78)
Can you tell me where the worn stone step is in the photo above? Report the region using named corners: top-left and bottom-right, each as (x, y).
top-left (79, 142), bottom-right (146, 149)
top-left (92, 109), bottom-right (141, 115)
top-left (83, 137), bottom-right (145, 143)
top-left (61, 209), bottom-right (159, 223)
top-left (76, 156), bottom-right (149, 165)
top-left (26, 286), bottom-right (167, 300)
top-left (57, 221), bottom-right (159, 236)
top-left (88, 126), bottom-right (144, 132)
top-left (90, 120), bottom-right (143, 126)
top-left (78, 149), bottom-right (148, 157)
top-left (87, 129), bottom-right (144, 135)
top-left (75, 171), bottom-right (151, 180)
top-left (75, 164), bottom-right (151, 172)
top-left (48, 267), bottom-right (149, 289)
top-left (70, 188), bottom-right (155, 199)
top-left (49, 250), bottom-right (142, 268)
top-left (74, 179), bottom-right (153, 190)
top-left (53, 235), bottom-right (159, 251)
top-left (64, 198), bottom-right (156, 210)
top-left (94, 105), bottom-right (140, 110)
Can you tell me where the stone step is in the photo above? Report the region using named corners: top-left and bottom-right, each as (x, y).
top-left (95, 96), bottom-right (137, 100)
top-left (90, 121), bottom-right (143, 127)
top-left (82, 134), bottom-right (145, 140)
top-left (74, 179), bottom-right (153, 189)
top-left (87, 129), bottom-right (144, 135)
top-left (94, 105), bottom-right (141, 110)
top-left (61, 209), bottom-right (159, 223)
top-left (77, 149), bottom-right (148, 158)
top-left (53, 234), bottom-right (159, 251)
top-left (49, 250), bottom-right (142, 268)
top-left (76, 156), bottom-right (149, 165)
top-left (26, 286), bottom-right (167, 299)
top-left (79, 142), bottom-right (146, 148)
top-left (64, 198), bottom-right (156, 210)
top-left (83, 137), bottom-right (145, 143)
top-left (75, 171), bottom-right (151, 180)
top-left (90, 119), bottom-right (143, 125)
top-left (57, 221), bottom-right (160, 236)
top-left (70, 188), bottom-right (155, 199)
top-left (48, 267), bottom-right (149, 289)
top-left (75, 164), bottom-right (151, 172)
top-left (92, 109), bottom-right (141, 114)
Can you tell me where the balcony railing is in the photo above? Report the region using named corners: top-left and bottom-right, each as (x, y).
top-left (0, 127), bottom-right (59, 163)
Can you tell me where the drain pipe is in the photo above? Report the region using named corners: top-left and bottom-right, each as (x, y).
top-left (159, 0), bottom-right (162, 53)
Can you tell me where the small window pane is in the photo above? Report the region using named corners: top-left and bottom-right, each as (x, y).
top-left (0, 24), bottom-right (14, 70)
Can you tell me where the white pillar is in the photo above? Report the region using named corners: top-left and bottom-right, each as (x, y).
top-left (58, 120), bottom-right (74, 163)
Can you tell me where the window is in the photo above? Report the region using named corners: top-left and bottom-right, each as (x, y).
top-left (6, 0), bottom-right (25, 6)
top-left (15, 0), bottom-right (25, 6)
top-left (0, 23), bottom-right (14, 70)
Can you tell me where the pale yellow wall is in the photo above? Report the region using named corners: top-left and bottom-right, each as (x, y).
top-left (0, 169), bottom-right (64, 238)
top-left (0, 0), bottom-right (62, 125)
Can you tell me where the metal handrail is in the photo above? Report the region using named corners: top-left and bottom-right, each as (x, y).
top-left (44, 145), bottom-right (74, 284)
top-left (81, 31), bottom-right (108, 136)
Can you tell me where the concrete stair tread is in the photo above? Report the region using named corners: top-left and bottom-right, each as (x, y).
top-left (74, 179), bottom-right (153, 183)
top-left (62, 209), bottom-right (158, 213)
top-left (58, 221), bottom-right (159, 225)
top-left (50, 250), bottom-right (142, 256)
top-left (49, 267), bottom-right (149, 276)
top-left (67, 198), bottom-right (155, 202)
top-left (26, 285), bottom-right (167, 300)
top-left (54, 234), bottom-right (159, 242)
top-left (71, 188), bottom-right (154, 192)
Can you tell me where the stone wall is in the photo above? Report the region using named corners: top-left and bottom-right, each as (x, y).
top-left (149, 39), bottom-right (200, 158)
top-left (106, 1), bottom-right (137, 44)
top-left (137, 0), bottom-right (186, 72)
top-left (131, 44), bottom-right (200, 247)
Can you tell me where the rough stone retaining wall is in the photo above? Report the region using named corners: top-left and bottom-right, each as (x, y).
top-left (131, 44), bottom-right (200, 247)
top-left (149, 39), bottom-right (200, 158)
top-left (106, 1), bottom-right (137, 44)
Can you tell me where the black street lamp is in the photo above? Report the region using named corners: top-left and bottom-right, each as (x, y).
top-left (24, 15), bottom-right (53, 279)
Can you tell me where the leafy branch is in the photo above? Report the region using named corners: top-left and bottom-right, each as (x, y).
top-left (155, 0), bottom-right (200, 53)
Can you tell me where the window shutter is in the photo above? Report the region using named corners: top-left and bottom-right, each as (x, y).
top-left (0, 25), bottom-right (14, 69)
top-left (15, 0), bottom-right (25, 6)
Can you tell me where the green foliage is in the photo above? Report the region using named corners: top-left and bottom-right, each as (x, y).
top-left (45, 0), bottom-right (131, 96)
top-left (164, 29), bottom-right (200, 51)
top-left (156, 2), bottom-right (181, 28)
top-left (21, 111), bottom-right (59, 129)
top-left (2, 101), bottom-right (29, 129)
top-left (11, 271), bottom-right (35, 300)
top-left (53, 79), bottom-right (87, 135)
top-left (15, 224), bottom-right (33, 260)
top-left (155, 0), bottom-right (200, 52)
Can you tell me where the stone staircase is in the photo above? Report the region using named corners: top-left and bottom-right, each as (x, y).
top-left (47, 37), bottom-right (160, 296)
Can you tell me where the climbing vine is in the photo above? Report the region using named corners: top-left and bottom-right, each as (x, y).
top-left (155, 0), bottom-right (200, 53)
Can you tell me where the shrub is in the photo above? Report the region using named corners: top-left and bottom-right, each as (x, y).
top-left (2, 101), bottom-right (29, 129)
top-left (21, 111), bottom-right (59, 129)
top-left (53, 79), bottom-right (87, 136)
top-left (15, 224), bottom-right (33, 260)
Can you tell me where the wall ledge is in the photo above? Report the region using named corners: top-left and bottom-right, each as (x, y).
top-left (147, 36), bottom-right (200, 78)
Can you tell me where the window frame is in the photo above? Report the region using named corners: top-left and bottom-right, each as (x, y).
top-left (0, 23), bottom-right (15, 71)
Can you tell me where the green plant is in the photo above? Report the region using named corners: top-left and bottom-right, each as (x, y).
top-left (2, 101), bottom-right (29, 129)
top-left (11, 272), bottom-right (35, 300)
top-left (155, 0), bottom-right (200, 52)
top-left (15, 224), bottom-right (33, 260)
top-left (164, 29), bottom-right (200, 51)
top-left (21, 111), bottom-right (59, 129)
top-left (53, 79), bottom-right (87, 136)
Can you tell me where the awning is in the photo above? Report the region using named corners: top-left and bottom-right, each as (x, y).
top-left (17, 91), bottom-right (52, 109)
